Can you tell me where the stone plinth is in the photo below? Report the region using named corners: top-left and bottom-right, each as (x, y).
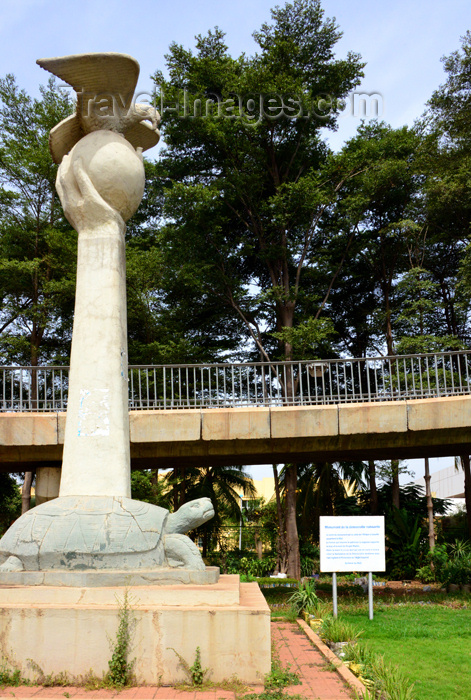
top-left (0, 566), bottom-right (219, 588)
top-left (0, 575), bottom-right (270, 684)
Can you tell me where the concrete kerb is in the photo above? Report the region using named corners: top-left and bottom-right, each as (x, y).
top-left (296, 618), bottom-right (367, 697)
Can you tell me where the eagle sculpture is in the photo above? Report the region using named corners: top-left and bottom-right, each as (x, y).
top-left (37, 52), bottom-right (160, 164)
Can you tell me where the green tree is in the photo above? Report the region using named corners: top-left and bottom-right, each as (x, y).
top-left (0, 75), bottom-right (75, 510)
top-left (0, 75), bottom-right (76, 367)
top-left (181, 465), bottom-right (256, 557)
top-left (152, 0), bottom-right (364, 577)
top-left (423, 32), bottom-right (471, 541)
top-left (328, 122), bottom-right (423, 355)
top-left (0, 473), bottom-right (22, 536)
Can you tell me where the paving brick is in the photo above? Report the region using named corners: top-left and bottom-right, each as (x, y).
top-left (0, 688), bottom-right (41, 697)
top-left (116, 689), bottom-right (141, 698)
top-left (270, 621), bottom-right (354, 699)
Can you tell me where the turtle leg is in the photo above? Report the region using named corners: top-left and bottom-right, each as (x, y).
top-left (0, 555), bottom-right (24, 572)
top-left (164, 534), bottom-right (205, 570)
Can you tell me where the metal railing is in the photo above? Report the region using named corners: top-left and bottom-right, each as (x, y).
top-left (0, 366), bottom-right (69, 412)
top-left (1, 350), bottom-right (471, 412)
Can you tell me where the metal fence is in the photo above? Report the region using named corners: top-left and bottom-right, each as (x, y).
top-left (1, 350), bottom-right (471, 412)
top-left (0, 366), bottom-right (69, 412)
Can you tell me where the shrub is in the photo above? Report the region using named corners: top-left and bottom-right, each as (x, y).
top-left (287, 579), bottom-right (318, 615)
top-left (319, 617), bottom-right (361, 644)
top-left (416, 541), bottom-right (471, 586)
top-left (441, 556), bottom-right (471, 586)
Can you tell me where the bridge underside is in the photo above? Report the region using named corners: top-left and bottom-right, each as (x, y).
top-left (0, 395), bottom-right (470, 472)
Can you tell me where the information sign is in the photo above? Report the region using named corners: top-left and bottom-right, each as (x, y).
top-left (320, 516), bottom-right (385, 572)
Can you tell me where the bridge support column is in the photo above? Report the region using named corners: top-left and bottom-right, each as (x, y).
top-left (35, 466), bottom-right (61, 505)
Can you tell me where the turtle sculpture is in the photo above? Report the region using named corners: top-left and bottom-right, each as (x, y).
top-left (0, 496), bottom-right (214, 573)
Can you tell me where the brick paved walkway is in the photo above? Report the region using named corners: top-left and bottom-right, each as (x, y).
top-left (273, 622), bottom-right (354, 699)
top-left (0, 622), bottom-right (355, 700)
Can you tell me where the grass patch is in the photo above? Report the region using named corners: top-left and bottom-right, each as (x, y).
top-left (341, 605), bottom-right (471, 700)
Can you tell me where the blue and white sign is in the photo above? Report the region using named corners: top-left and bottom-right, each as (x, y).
top-left (320, 516), bottom-right (385, 572)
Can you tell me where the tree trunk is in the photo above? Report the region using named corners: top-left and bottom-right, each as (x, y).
top-left (273, 464), bottom-right (288, 573)
top-left (285, 464), bottom-right (301, 579)
top-left (391, 460), bottom-right (400, 509)
top-left (179, 465), bottom-right (186, 508)
top-left (151, 468), bottom-right (159, 502)
top-left (460, 455), bottom-right (471, 541)
top-left (424, 457), bottom-right (435, 550)
top-left (255, 531), bottom-right (263, 559)
top-left (173, 468), bottom-right (179, 512)
top-left (21, 471), bottom-right (35, 514)
top-left (368, 460), bottom-right (378, 514)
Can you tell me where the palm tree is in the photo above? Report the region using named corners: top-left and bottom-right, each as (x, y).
top-left (295, 461), bottom-right (366, 542)
top-left (173, 465), bottom-right (257, 556)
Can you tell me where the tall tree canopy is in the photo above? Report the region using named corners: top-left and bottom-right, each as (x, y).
top-left (152, 0), bottom-right (364, 366)
top-left (0, 76), bottom-right (75, 365)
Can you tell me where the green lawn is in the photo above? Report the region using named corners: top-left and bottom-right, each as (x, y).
top-left (341, 605), bottom-right (471, 700)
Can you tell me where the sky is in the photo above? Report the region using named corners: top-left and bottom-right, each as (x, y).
top-left (1, 0), bottom-right (469, 483)
top-left (2, 0), bottom-right (470, 153)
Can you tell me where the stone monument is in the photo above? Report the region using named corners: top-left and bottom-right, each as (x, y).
top-left (0, 53), bottom-right (215, 584)
top-left (0, 53), bottom-right (270, 684)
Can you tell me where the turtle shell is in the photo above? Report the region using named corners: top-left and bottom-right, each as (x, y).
top-left (0, 496), bottom-right (168, 571)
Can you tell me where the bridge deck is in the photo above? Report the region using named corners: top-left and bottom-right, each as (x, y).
top-left (0, 395), bottom-right (470, 471)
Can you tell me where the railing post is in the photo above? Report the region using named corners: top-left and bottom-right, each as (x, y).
top-left (2, 351), bottom-right (471, 413)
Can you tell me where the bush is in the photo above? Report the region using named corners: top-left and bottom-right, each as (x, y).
top-left (206, 549), bottom-right (277, 577)
top-left (415, 541), bottom-right (471, 586)
top-left (416, 543), bottom-right (448, 583)
top-left (299, 542), bottom-right (320, 578)
top-left (441, 556), bottom-right (471, 586)
top-left (386, 508), bottom-right (424, 580)
top-left (319, 617), bottom-right (361, 644)
top-left (287, 579), bottom-right (318, 615)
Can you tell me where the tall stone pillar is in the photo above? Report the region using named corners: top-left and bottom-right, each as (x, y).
top-left (58, 131), bottom-right (144, 498)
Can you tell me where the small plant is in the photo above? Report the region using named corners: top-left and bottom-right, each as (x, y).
top-left (170, 646), bottom-right (210, 686)
top-left (189, 647), bottom-right (205, 686)
top-left (107, 589), bottom-right (135, 687)
top-left (264, 657), bottom-right (300, 690)
top-left (240, 573), bottom-right (257, 582)
top-left (416, 542), bottom-right (448, 583)
top-left (287, 579), bottom-right (318, 615)
top-left (319, 617), bottom-right (362, 644)
top-left (344, 640), bottom-right (415, 700)
top-left (0, 660), bottom-right (27, 687)
top-left (354, 689), bottom-right (374, 700)
top-left (448, 539), bottom-right (471, 558)
top-left (306, 598), bottom-right (332, 620)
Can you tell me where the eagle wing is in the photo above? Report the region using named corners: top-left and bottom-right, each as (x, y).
top-left (36, 53), bottom-right (140, 110)
top-left (124, 120), bottom-right (160, 153)
top-left (48, 113), bottom-right (84, 165)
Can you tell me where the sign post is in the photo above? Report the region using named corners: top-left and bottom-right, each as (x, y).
top-left (320, 516), bottom-right (385, 620)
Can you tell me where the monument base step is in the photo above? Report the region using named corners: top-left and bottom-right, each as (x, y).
top-left (0, 575), bottom-right (270, 684)
top-left (0, 565), bottom-right (219, 587)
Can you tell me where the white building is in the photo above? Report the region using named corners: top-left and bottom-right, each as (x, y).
top-left (413, 464), bottom-right (465, 512)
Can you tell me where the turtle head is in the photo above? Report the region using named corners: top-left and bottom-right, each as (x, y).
top-left (166, 498), bottom-right (215, 534)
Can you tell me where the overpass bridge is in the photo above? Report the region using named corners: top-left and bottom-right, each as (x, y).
top-left (1, 351), bottom-right (470, 472)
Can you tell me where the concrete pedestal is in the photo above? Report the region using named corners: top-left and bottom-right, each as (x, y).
top-left (35, 466), bottom-right (61, 505)
top-left (0, 575), bottom-right (270, 685)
